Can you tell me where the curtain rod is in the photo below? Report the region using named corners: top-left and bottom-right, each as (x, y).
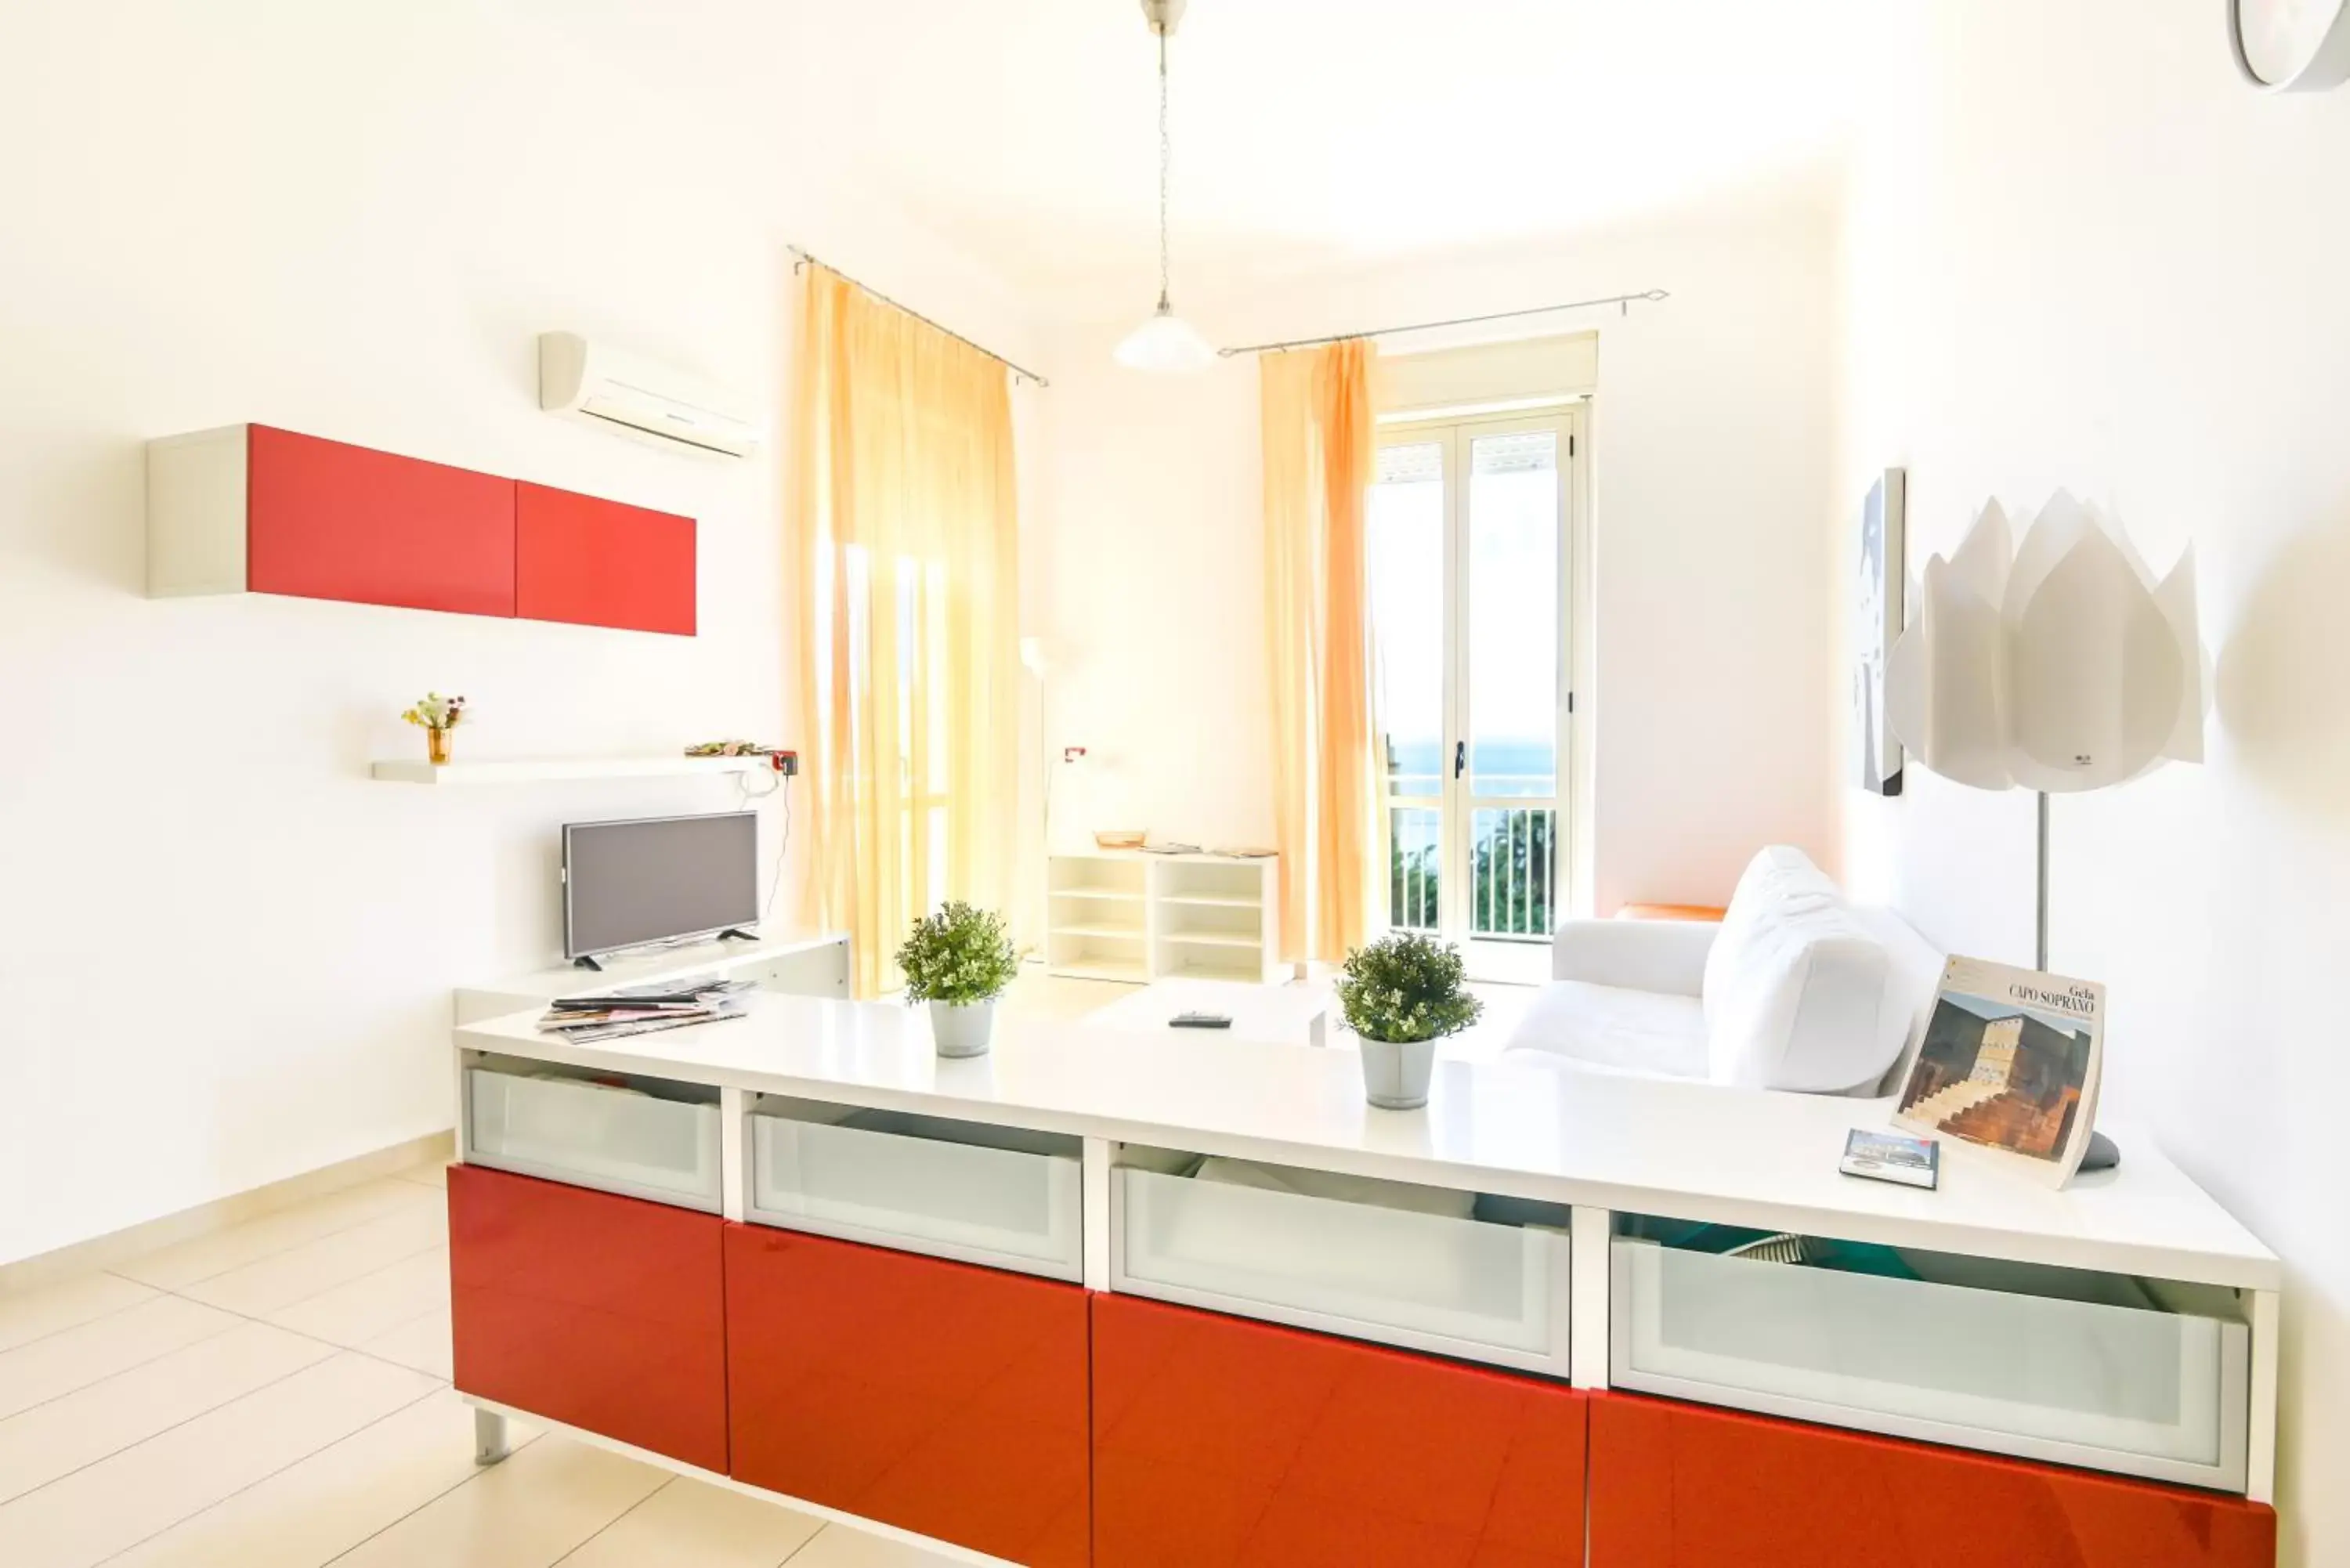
top-left (789, 244), bottom-right (1050, 388)
top-left (1218, 289), bottom-right (1671, 358)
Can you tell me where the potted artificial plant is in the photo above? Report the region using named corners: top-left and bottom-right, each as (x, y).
top-left (896, 901), bottom-right (1019, 1058)
top-left (1336, 930), bottom-right (1484, 1110)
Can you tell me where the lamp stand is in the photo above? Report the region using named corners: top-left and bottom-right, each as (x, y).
top-left (2038, 790), bottom-right (2122, 1173)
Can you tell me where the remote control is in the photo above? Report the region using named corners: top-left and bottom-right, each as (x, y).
top-left (1170, 1012), bottom-right (1233, 1029)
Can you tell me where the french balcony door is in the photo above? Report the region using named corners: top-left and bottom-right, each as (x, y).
top-left (1368, 409), bottom-right (1578, 976)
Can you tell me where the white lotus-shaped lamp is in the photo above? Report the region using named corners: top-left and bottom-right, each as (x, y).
top-left (1884, 492), bottom-right (2207, 794)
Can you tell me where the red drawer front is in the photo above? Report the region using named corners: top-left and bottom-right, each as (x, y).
top-left (1093, 1293), bottom-right (1588, 1568)
top-left (723, 1226), bottom-right (1089, 1568)
top-left (1588, 1393), bottom-right (2276, 1568)
top-left (247, 425), bottom-right (515, 614)
top-left (515, 481), bottom-right (696, 634)
top-left (448, 1165), bottom-right (728, 1472)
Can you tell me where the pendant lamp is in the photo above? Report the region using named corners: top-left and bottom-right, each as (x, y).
top-left (1115, 0), bottom-right (1215, 372)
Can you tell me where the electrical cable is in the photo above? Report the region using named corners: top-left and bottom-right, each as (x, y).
top-left (761, 773), bottom-right (794, 924)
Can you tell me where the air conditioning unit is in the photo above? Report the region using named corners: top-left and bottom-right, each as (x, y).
top-left (537, 332), bottom-right (758, 458)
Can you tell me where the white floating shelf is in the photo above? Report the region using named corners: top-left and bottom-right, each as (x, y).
top-left (1050, 923), bottom-right (1148, 941)
top-left (371, 755), bottom-right (776, 786)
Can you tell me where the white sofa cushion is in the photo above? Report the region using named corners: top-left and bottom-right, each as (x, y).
top-left (1853, 904), bottom-right (1949, 1090)
top-left (1701, 846), bottom-right (1840, 1013)
top-left (1550, 917), bottom-right (1717, 995)
top-left (1504, 980), bottom-right (1710, 1080)
top-left (1701, 846), bottom-right (1921, 1093)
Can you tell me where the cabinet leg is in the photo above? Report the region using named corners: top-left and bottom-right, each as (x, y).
top-left (473, 1407), bottom-right (511, 1466)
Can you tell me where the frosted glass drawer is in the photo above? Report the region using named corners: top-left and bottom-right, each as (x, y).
top-left (748, 1104), bottom-right (1083, 1281)
top-left (465, 1065), bottom-right (720, 1212)
top-left (1112, 1166), bottom-right (1571, 1376)
top-left (1610, 1237), bottom-right (2251, 1490)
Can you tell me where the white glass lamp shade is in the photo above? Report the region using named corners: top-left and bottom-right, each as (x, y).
top-left (1114, 303), bottom-right (1217, 373)
top-left (1884, 492), bottom-right (2207, 794)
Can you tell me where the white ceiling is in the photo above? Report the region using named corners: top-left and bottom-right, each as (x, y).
top-left (537, 0), bottom-right (1877, 320)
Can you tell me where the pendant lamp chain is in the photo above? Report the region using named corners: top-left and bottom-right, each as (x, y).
top-left (1155, 25), bottom-right (1173, 312)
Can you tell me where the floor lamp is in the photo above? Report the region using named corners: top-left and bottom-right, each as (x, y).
top-left (1884, 491), bottom-right (2207, 1170)
top-left (1021, 638), bottom-right (1055, 961)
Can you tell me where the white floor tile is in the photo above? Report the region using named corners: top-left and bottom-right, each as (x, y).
top-left (114, 1180), bottom-right (439, 1293)
top-left (556, 1475), bottom-right (824, 1568)
top-left (0, 1294), bottom-right (240, 1420)
top-left (0, 1273), bottom-right (157, 1355)
top-left (355, 1306), bottom-right (454, 1382)
top-left (178, 1204), bottom-right (446, 1318)
top-left (106, 1387), bottom-right (532, 1568)
top-left (326, 1433), bottom-right (667, 1568)
top-left (0, 1351), bottom-right (439, 1568)
top-left (392, 1160), bottom-right (451, 1190)
top-left (783, 1523), bottom-right (974, 1567)
top-left (0, 1319), bottom-right (334, 1504)
top-left (266, 1246), bottom-right (449, 1350)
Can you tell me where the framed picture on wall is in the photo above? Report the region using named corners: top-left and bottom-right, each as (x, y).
top-left (1855, 468), bottom-right (1906, 796)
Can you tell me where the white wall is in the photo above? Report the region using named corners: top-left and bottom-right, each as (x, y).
top-left (1037, 207), bottom-right (1840, 914)
top-left (1836, 4), bottom-right (2350, 1559)
top-left (0, 0), bottom-right (1043, 1267)
top-left (1032, 345), bottom-right (1271, 859)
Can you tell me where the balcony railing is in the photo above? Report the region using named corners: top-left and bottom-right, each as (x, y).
top-left (1390, 807), bottom-right (1443, 933)
top-left (1388, 803), bottom-right (1558, 942)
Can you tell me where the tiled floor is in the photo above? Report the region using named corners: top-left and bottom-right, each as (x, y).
top-left (0, 1162), bottom-right (958, 1567)
top-left (0, 970), bottom-right (1536, 1567)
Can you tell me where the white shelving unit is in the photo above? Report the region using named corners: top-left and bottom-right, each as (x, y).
top-left (371, 755), bottom-right (776, 785)
top-left (1047, 851), bottom-right (1280, 985)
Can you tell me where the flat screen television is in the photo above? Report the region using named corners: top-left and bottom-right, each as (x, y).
top-left (562, 811), bottom-right (759, 959)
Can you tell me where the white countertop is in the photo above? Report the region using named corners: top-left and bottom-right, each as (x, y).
top-left (457, 990), bottom-right (2280, 1291)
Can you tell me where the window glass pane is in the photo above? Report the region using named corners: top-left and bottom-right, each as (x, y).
top-left (1369, 440), bottom-right (1445, 798)
top-left (1466, 432), bottom-right (1558, 800)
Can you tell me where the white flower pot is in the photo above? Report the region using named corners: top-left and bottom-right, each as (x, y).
top-left (1358, 1035), bottom-right (1437, 1110)
top-left (928, 999), bottom-right (997, 1058)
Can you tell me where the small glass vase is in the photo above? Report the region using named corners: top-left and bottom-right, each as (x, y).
top-left (425, 727), bottom-right (452, 766)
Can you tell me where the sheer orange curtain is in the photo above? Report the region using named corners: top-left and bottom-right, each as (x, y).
top-left (788, 263), bottom-right (1021, 997)
top-left (1263, 338), bottom-right (1384, 963)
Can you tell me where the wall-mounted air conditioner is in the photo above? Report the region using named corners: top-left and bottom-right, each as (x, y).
top-left (537, 332), bottom-right (758, 458)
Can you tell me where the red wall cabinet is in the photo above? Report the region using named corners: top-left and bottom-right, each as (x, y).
top-left (723, 1224), bottom-right (1090, 1568)
top-left (145, 424), bottom-right (696, 633)
top-left (248, 426), bottom-right (517, 615)
top-left (448, 1165), bottom-right (728, 1473)
top-left (1093, 1292), bottom-right (1589, 1568)
top-left (515, 481), bottom-right (696, 635)
top-left (1588, 1393), bottom-right (2276, 1568)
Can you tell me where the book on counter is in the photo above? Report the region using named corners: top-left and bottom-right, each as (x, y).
top-left (1891, 955), bottom-right (2105, 1188)
top-left (537, 977), bottom-right (754, 1042)
top-left (1841, 1129), bottom-right (1940, 1189)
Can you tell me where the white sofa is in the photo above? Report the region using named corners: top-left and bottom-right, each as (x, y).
top-left (1503, 847), bottom-right (1944, 1095)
